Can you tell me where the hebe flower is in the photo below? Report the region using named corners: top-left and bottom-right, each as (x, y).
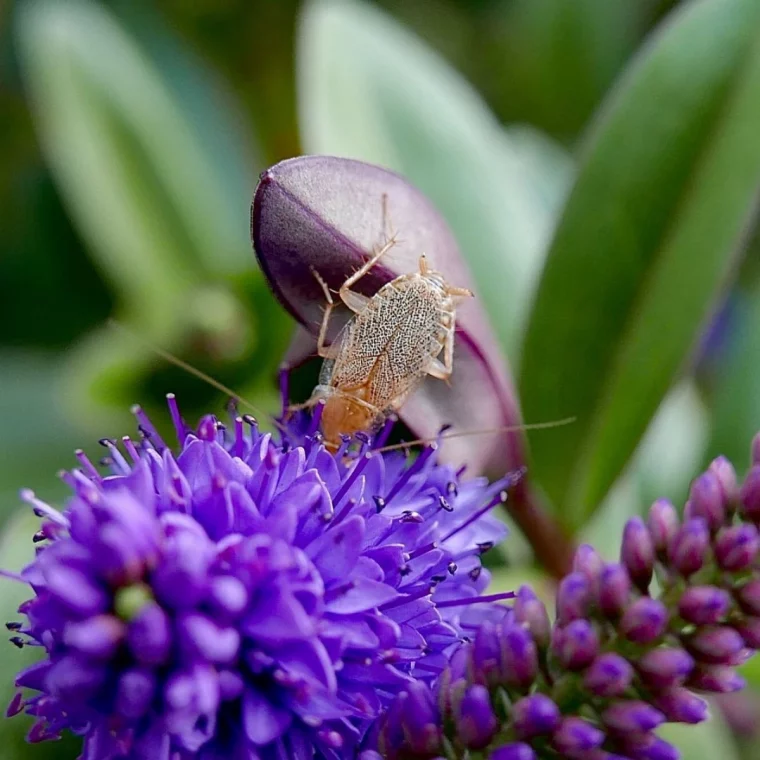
top-left (378, 444), bottom-right (760, 759)
top-left (3, 394), bottom-right (515, 759)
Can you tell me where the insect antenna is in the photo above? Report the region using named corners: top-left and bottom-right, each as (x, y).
top-left (107, 319), bottom-right (289, 432)
top-left (372, 416), bottom-right (577, 454)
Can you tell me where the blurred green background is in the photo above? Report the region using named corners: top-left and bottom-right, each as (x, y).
top-left (3, 0), bottom-right (760, 757)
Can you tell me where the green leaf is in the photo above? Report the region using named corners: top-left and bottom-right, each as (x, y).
top-left (581, 380), bottom-right (708, 560)
top-left (490, 0), bottom-right (648, 139)
top-left (298, 0), bottom-right (566, 356)
top-left (519, 0), bottom-right (760, 531)
top-left (707, 290), bottom-right (760, 475)
top-left (15, 0), bottom-right (279, 428)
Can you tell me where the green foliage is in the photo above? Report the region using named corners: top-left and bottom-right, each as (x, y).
top-left (519, 0), bottom-right (760, 529)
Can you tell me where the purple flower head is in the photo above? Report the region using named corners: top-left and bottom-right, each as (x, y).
top-left (378, 443), bottom-right (760, 759)
top-left (6, 395), bottom-right (514, 759)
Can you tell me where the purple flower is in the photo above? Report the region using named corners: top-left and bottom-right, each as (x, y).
top-left (377, 452), bottom-right (760, 759)
top-left (5, 395), bottom-right (514, 759)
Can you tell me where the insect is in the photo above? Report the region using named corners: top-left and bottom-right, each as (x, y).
top-left (302, 236), bottom-right (474, 449)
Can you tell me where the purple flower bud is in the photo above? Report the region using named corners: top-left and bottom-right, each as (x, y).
top-left (621, 517), bottom-right (654, 590)
top-left (489, 744), bottom-right (536, 760)
top-left (470, 621), bottom-right (500, 687)
top-left (709, 456), bottom-right (739, 505)
top-left (398, 682), bottom-right (442, 756)
top-left (127, 601), bottom-right (172, 666)
top-left (620, 598), bottom-right (668, 644)
top-left (715, 524), bottom-right (760, 571)
top-left (456, 684), bottom-right (497, 749)
top-left (500, 624), bottom-right (539, 690)
top-left (253, 155), bottom-right (523, 476)
top-left (678, 586), bottom-right (731, 625)
top-left (552, 717), bottom-right (604, 756)
top-left (62, 615), bottom-right (125, 659)
top-left (653, 687), bottom-right (708, 724)
top-left (648, 499), bottom-right (679, 554)
top-left (598, 564), bottom-right (631, 618)
top-left (688, 665), bottom-right (745, 693)
top-left (584, 653), bottom-right (634, 697)
top-left (688, 472), bottom-right (726, 531)
top-left (601, 701), bottom-right (666, 733)
top-left (512, 694), bottom-right (561, 739)
top-left (736, 579), bottom-right (760, 616)
top-left (736, 616), bottom-right (760, 648)
top-left (554, 620), bottom-right (599, 670)
top-left (573, 545), bottom-right (603, 587)
top-left (619, 734), bottom-right (679, 760)
top-left (686, 626), bottom-right (745, 664)
top-left (739, 465), bottom-right (760, 522)
top-left (668, 519), bottom-right (709, 577)
top-left (637, 648), bottom-right (694, 689)
top-left (556, 572), bottom-right (591, 624)
top-left (514, 585), bottom-right (550, 648)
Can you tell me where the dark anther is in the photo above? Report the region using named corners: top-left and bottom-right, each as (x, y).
top-left (355, 432), bottom-right (370, 444)
top-left (98, 438), bottom-right (117, 447)
top-left (447, 562), bottom-right (458, 575)
top-left (5, 622), bottom-right (21, 631)
top-left (431, 574), bottom-right (446, 584)
top-left (477, 541), bottom-right (494, 554)
top-left (399, 565), bottom-right (411, 577)
top-left (469, 567), bottom-right (482, 581)
top-left (446, 482), bottom-right (458, 496)
top-left (216, 422), bottom-right (227, 432)
top-left (137, 425), bottom-right (152, 440)
top-left (33, 509), bottom-right (44, 518)
top-left (242, 414), bottom-right (257, 426)
top-left (373, 496), bottom-right (386, 513)
top-left (421, 645), bottom-right (432, 656)
top-left (438, 495), bottom-right (453, 512)
top-left (32, 531), bottom-right (46, 544)
top-left (10, 637), bottom-right (25, 649)
top-left (401, 511), bottom-right (423, 523)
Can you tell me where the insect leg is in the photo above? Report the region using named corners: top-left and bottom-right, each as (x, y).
top-left (339, 236), bottom-right (398, 312)
top-left (446, 284), bottom-right (474, 299)
top-left (427, 324), bottom-right (454, 381)
top-left (310, 267), bottom-right (341, 359)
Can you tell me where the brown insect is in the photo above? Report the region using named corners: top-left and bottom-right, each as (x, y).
top-left (302, 237), bottom-right (474, 449)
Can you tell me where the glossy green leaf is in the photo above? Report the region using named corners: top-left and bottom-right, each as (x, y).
top-left (707, 290), bottom-right (760, 475)
top-left (298, 0), bottom-right (567, 356)
top-left (520, 0), bottom-right (760, 531)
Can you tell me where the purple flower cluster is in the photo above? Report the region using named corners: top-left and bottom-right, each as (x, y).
top-left (4, 396), bottom-right (515, 759)
top-left (378, 447), bottom-right (760, 759)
